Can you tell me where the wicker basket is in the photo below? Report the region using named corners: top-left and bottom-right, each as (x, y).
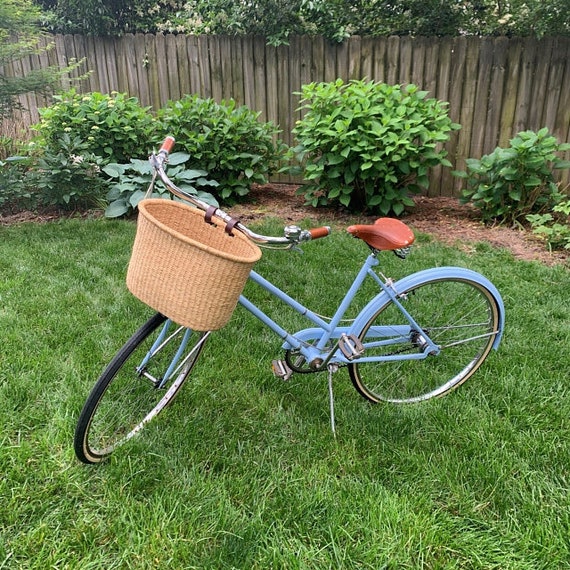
top-left (126, 199), bottom-right (261, 330)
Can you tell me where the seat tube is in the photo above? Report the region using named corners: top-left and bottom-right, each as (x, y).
top-left (316, 254), bottom-right (379, 350)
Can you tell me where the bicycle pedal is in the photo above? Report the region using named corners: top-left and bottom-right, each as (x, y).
top-left (272, 359), bottom-right (293, 381)
top-left (338, 334), bottom-right (365, 360)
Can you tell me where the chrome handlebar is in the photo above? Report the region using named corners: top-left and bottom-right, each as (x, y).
top-left (149, 137), bottom-right (331, 248)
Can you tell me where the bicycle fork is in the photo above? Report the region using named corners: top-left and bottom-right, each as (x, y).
top-left (137, 322), bottom-right (210, 389)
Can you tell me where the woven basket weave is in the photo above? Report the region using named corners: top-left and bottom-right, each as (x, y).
top-left (127, 199), bottom-right (261, 330)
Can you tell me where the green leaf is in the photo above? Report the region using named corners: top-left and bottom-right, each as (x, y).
top-left (164, 152), bottom-right (190, 166)
top-left (523, 176), bottom-right (542, 187)
top-left (105, 199), bottom-right (129, 218)
top-left (128, 190), bottom-right (146, 208)
top-left (102, 163), bottom-right (126, 178)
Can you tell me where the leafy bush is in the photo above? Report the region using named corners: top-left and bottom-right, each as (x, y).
top-left (527, 200), bottom-right (570, 251)
top-left (32, 134), bottom-right (110, 209)
top-left (455, 128), bottom-right (570, 224)
top-left (288, 79), bottom-right (459, 215)
top-left (157, 95), bottom-right (288, 203)
top-left (0, 155), bottom-right (37, 212)
top-left (103, 152), bottom-right (219, 218)
top-left (1, 136), bottom-right (110, 212)
top-left (34, 89), bottom-right (155, 164)
top-left (43, 0), bottom-right (569, 40)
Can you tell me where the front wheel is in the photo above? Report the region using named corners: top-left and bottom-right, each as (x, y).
top-left (349, 277), bottom-right (501, 404)
top-left (74, 313), bottom-right (209, 463)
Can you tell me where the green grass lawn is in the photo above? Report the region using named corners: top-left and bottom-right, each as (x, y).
top-left (1, 215), bottom-right (569, 569)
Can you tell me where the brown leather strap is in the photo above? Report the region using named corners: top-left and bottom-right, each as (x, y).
top-left (204, 205), bottom-right (217, 225)
top-left (225, 217), bottom-right (240, 236)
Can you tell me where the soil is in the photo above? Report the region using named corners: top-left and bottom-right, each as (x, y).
top-left (2, 183), bottom-right (568, 267)
top-left (231, 184), bottom-right (570, 267)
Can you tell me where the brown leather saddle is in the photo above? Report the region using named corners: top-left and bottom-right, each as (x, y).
top-left (347, 218), bottom-right (415, 251)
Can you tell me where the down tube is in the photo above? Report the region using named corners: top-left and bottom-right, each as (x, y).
top-left (238, 270), bottom-right (332, 347)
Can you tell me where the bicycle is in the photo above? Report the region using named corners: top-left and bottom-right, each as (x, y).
top-left (74, 136), bottom-right (505, 464)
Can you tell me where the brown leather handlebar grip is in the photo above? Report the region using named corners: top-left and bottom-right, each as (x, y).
top-left (160, 136), bottom-right (176, 154)
top-left (308, 226), bottom-right (331, 240)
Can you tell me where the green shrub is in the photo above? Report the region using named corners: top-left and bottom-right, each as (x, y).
top-left (157, 95), bottom-right (288, 203)
top-left (455, 128), bottom-right (570, 224)
top-left (103, 152), bottom-right (219, 218)
top-left (0, 155), bottom-right (36, 212)
top-left (1, 135), bottom-right (110, 212)
top-left (34, 89), bottom-right (156, 164)
top-left (527, 200), bottom-right (570, 251)
top-left (287, 79), bottom-right (459, 215)
top-left (32, 134), bottom-right (110, 209)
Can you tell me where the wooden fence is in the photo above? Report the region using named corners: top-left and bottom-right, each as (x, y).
top-left (2, 34), bottom-right (570, 195)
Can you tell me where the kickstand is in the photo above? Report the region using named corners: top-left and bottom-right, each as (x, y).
top-left (328, 365), bottom-right (337, 437)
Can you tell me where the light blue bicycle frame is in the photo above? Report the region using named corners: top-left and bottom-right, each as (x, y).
top-left (143, 251), bottom-right (505, 390)
top-left (239, 252), bottom-right (504, 369)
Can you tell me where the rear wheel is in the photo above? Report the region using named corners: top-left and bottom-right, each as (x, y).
top-left (74, 313), bottom-right (209, 463)
top-left (349, 277), bottom-right (500, 404)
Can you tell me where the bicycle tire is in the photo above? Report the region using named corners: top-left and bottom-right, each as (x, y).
top-left (348, 276), bottom-right (501, 404)
top-left (74, 312), bottom-right (209, 463)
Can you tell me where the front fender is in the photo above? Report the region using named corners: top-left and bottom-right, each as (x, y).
top-left (350, 267), bottom-right (505, 350)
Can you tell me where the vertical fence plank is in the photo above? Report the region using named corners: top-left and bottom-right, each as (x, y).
top-left (528, 38), bottom-right (554, 129)
top-left (482, 37), bottom-right (508, 153)
top-left (71, 35), bottom-right (92, 93)
top-left (348, 36), bottom-right (362, 79)
top-left (360, 37), bottom-right (375, 80)
top-left (264, 43), bottom-right (278, 133)
top-left (231, 37), bottom-right (245, 105)
top-left (372, 37), bottom-right (387, 82)
top-left (431, 38), bottom-right (456, 196)
top-left (288, 37), bottom-right (302, 128)
top-left (422, 39), bottom-right (439, 96)
top-left (176, 34), bottom-right (191, 98)
top-left (144, 34), bottom-right (161, 109)
top-left (454, 37), bottom-right (481, 193)
top-left (206, 36), bottom-right (221, 101)
top-left (398, 37), bottom-right (413, 84)
top-left (513, 39), bottom-right (537, 134)
top-left (241, 36), bottom-right (255, 111)
top-left (166, 34), bottom-right (181, 102)
top-left (114, 34), bottom-right (128, 93)
top-left (134, 34), bottom-right (151, 106)
top-left (440, 38), bottom-right (467, 196)
top-left (544, 38), bottom-right (566, 133)
top-left (196, 35), bottom-right (212, 97)
top-left (469, 38), bottom-right (494, 159)
top-left (410, 37), bottom-right (426, 87)
top-left (499, 38), bottom-right (523, 146)
top-left (217, 36), bottom-right (232, 100)
top-left (185, 35), bottom-right (199, 95)
top-left (92, 37), bottom-right (110, 94)
top-left (156, 35), bottom-right (171, 106)
top-left (253, 37), bottom-right (267, 121)
top-left (323, 40), bottom-right (337, 82)
top-left (81, 36), bottom-right (99, 93)
top-left (276, 43), bottom-right (293, 180)
top-left (386, 37), bottom-right (400, 85)
top-left (277, 44), bottom-right (292, 144)
top-left (117, 34), bottom-right (140, 97)
top-left (335, 39), bottom-right (349, 80)
top-left (310, 35), bottom-right (325, 84)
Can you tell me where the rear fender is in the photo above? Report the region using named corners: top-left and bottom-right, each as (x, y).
top-left (349, 267), bottom-right (505, 350)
